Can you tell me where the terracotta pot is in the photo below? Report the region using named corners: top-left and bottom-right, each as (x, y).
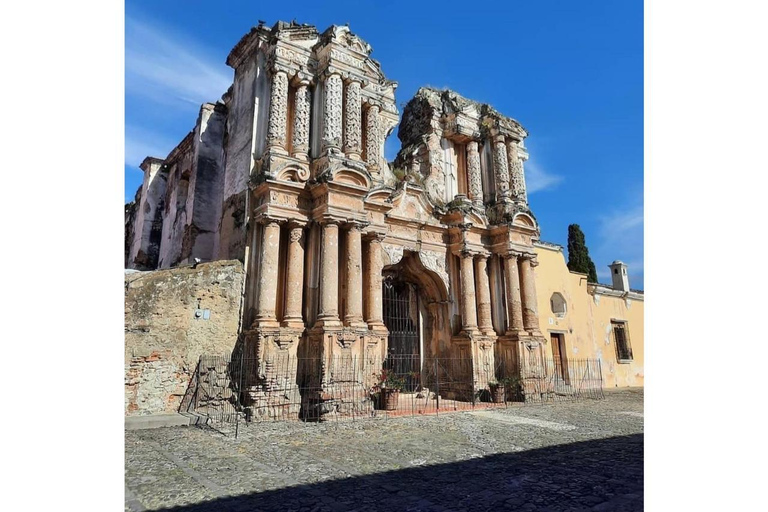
top-left (381, 389), bottom-right (400, 410)
top-left (489, 385), bottom-right (505, 403)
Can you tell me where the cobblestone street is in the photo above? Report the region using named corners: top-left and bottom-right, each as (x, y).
top-left (125, 388), bottom-right (643, 512)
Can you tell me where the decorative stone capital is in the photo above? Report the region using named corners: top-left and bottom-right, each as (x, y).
top-left (258, 216), bottom-right (283, 228)
top-left (346, 220), bottom-right (369, 232)
top-left (364, 232), bottom-right (387, 243)
top-left (320, 217), bottom-right (343, 227)
top-left (287, 225), bottom-right (305, 243)
top-left (291, 72), bottom-right (313, 87)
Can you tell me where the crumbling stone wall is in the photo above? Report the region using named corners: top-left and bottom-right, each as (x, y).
top-left (124, 260), bottom-right (244, 416)
top-left (124, 192), bottom-right (139, 268)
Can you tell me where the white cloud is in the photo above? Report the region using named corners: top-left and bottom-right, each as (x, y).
top-left (525, 160), bottom-right (564, 194)
top-left (125, 126), bottom-right (177, 167)
top-left (125, 16), bottom-right (232, 109)
top-left (599, 208), bottom-right (644, 236)
top-left (594, 200), bottom-right (644, 286)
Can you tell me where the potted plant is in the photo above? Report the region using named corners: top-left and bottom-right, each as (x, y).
top-left (499, 376), bottom-right (523, 402)
top-left (372, 369), bottom-right (405, 410)
top-left (488, 379), bottom-right (505, 403)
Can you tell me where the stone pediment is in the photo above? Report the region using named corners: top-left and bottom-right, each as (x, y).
top-left (387, 184), bottom-right (439, 224)
top-left (512, 212), bottom-right (538, 231)
top-left (364, 186), bottom-right (395, 205)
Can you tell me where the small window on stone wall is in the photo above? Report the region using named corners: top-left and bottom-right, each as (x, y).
top-left (612, 321), bottom-right (633, 362)
top-left (550, 292), bottom-right (567, 318)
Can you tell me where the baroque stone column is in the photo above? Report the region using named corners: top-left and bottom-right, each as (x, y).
top-left (503, 254), bottom-right (525, 335)
top-left (460, 251), bottom-right (479, 333)
top-left (343, 80), bottom-right (362, 160)
top-left (466, 141), bottom-right (483, 205)
top-left (266, 70), bottom-right (289, 154)
top-left (291, 81), bottom-right (312, 161)
top-left (365, 234), bottom-right (386, 332)
top-left (322, 73), bottom-right (343, 153)
top-left (253, 219), bottom-right (281, 328)
top-left (519, 255), bottom-right (541, 335)
top-left (281, 223), bottom-right (306, 329)
top-left (474, 254), bottom-right (494, 335)
top-left (344, 222), bottom-right (366, 329)
top-left (492, 135), bottom-right (510, 202)
top-left (315, 220), bottom-right (341, 327)
top-left (364, 104), bottom-right (381, 171)
top-left (506, 140), bottom-right (527, 205)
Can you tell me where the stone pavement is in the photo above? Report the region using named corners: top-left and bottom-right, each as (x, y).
top-left (125, 388), bottom-right (643, 511)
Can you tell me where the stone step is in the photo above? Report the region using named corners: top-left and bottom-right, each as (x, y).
top-left (125, 412), bottom-right (208, 430)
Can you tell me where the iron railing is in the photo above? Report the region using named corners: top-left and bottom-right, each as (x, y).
top-left (187, 353), bottom-right (604, 434)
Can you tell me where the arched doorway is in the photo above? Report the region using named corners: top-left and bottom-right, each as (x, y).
top-left (380, 250), bottom-right (451, 392)
top-left (383, 275), bottom-right (420, 390)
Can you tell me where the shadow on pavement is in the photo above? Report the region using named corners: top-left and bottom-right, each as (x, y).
top-left (154, 434), bottom-right (643, 512)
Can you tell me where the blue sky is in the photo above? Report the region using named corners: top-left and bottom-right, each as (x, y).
top-left (125, 0), bottom-right (643, 289)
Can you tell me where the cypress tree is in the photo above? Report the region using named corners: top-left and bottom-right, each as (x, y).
top-left (567, 224), bottom-right (599, 283)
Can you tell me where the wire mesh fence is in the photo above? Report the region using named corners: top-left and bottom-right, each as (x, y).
top-left (186, 352), bottom-right (604, 435)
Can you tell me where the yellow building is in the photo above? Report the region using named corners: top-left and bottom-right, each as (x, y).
top-left (533, 241), bottom-right (644, 389)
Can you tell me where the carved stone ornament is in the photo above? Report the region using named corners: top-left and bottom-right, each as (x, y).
top-left (336, 330), bottom-right (360, 349)
top-left (418, 250), bottom-right (450, 293)
top-left (382, 243), bottom-right (403, 266)
top-left (466, 141), bottom-right (483, 202)
top-left (292, 84), bottom-right (311, 154)
top-left (323, 74), bottom-right (343, 148)
top-left (273, 333), bottom-right (297, 350)
top-left (510, 159), bottom-right (527, 202)
top-left (267, 71), bottom-right (289, 149)
top-left (493, 139), bottom-right (510, 195)
top-left (344, 81), bottom-right (362, 154)
top-left (365, 105), bottom-right (381, 168)
top-left (288, 226), bottom-right (304, 243)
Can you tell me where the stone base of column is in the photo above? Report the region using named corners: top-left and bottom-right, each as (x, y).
top-left (281, 317), bottom-right (305, 329)
top-left (239, 327), bottom-right (304, 421)
top-left (251, 318), bottom-right (281, 330)
top-left (480, 326), bottom-right (496, 337)
top-left (313, 316), bottom-right (343, 329)
top-left (343, 148), bottom-right (362, 161)
top-left (366, 321), bottom-right (388, 334)
top-left (448, 333), bottom-right (497, 399)
top-left (298, 325), bottom-right (372, 421)
top-left (291, 147), bottom-right (309, 162)
top-left (460, 326), bottom-right (481, 336)
top-left (345, 318), bottom-right (368, 330)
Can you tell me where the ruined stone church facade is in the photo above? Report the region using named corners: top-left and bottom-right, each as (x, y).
top-left (126, 21), bottom-right (631, 407)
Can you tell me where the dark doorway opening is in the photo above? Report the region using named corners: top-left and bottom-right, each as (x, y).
top-left (551, 333), bottom-right (570, 385)
top-left (383, 276), bottom-right (420, 391)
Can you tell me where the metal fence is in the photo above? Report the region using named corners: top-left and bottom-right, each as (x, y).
top-left (185, 353), bottom-right (603, 435)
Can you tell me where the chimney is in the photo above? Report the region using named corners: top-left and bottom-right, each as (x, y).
top-left (608, 260), bottom-right (630, 292)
